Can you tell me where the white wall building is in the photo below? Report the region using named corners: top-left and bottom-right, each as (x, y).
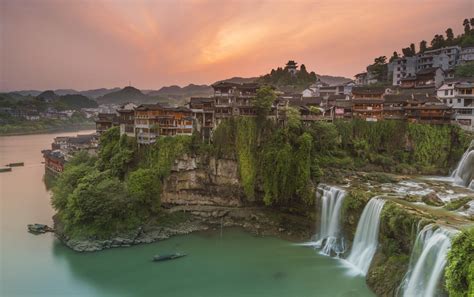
top-left (389, 56), bottom-right (417, 86)
top-left (460, 47), bottom-right (474, 64)
top-left (416, 46), bottom-right (461, 71)
top-left (438, 80), bottom-right (474, 129)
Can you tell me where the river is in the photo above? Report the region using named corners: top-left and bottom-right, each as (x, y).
top-left (0, 131), bottom-right (374, 297)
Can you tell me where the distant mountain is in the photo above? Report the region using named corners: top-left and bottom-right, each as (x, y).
top-left (80, 88), bottom-right (121, 99)
top-left (147, 84), bottom-right (213, 97)
top-left (318, 75), bottom-right (352, 86)
top-left (54, 89), bottom-right (80, 96)
top-left (37, 90), bottom-right (60, 102)
top-left (215, 77), bottom-right (258, 84)
top-left (15, 90), bottom-right (42, 97)
top-left (97, 86), bottom-right (159, 105)
top-left (59, 94), bottom-right (98, 109)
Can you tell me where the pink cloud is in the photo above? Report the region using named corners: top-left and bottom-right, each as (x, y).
top-left (1, 0), bottom-right (471, 91)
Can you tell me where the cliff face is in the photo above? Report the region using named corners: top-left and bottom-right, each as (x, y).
top-left (161, 155), bottom-right (244, 207)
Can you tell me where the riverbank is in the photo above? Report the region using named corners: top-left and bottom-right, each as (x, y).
top-left (53, 205), bottom-right (315, 252)
top-left (0, 121), bottom-right (95, 136)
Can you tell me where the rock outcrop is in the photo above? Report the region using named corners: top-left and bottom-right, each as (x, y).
top-left (161, 155), bottom-right (244, 207)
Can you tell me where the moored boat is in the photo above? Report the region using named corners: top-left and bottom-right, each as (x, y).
top-left (0, 167), bottom-right (12, 173)
top-left (6, 162), bottom-right (24, 167)
top-left (152, 253), bottom-right (187, 262)
top-left (27, 223), bottom-right (54, 234)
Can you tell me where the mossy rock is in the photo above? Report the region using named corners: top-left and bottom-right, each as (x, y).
top-left (341, 187), bottom-right (373, 242)
top-left (445, 227), bottom-right (474, 297)
top-left (422, 192), bottom-right (445, 207)
top-left (444, 197), bottom-right (473, 211)
top-left (367, 253), bottom-right (410, 297)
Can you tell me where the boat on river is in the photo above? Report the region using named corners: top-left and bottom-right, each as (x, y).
top-left (27, 224), bottom-right (54, 234)
top-left (152, 253), bottom-right (187, 262)
top-left (6, 162), bottom-right (24, 167)
top-left (0, 167), bottom-right (12, 173)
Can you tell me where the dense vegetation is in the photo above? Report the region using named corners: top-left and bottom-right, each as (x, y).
top-left (445, 227), bottom-right (474, 297)
top-left (51, 127), bottom-right (196, 237)
top-left (0, 91), bottom-right (97, 135)
top-left (258, 63), bottom-right (318, 92)
top-left (0, 113), bottom-right (94, 135)
top-left (0, 92), bottom-right (98, 111)
top-left (51, 115), bottom-right (470, 237)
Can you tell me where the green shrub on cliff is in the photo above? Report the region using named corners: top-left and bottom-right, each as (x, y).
top-left (235, 117), bottom-right (258, 200)
top-left (97, 127), bottom-right (137, 178)
top-left (126, 168), bottom-right (161, 214)
top-left (445, 227), bottom-right (474, 297)
top-left (52, 129), bottom-right (194, 237)
top-left (63, 169), bottom-right (137, 236)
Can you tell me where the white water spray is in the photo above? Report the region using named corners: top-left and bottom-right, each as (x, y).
top-left (397, 224), bottom-right (457, 297)
top-left (312, 184), bottom-right (346, 256)
top-left (451, 140), bottom-right (474, 189)
top-left (345, 197), bottom-right (386, 275)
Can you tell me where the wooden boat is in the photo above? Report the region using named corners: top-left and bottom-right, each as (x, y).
top-left (152, 253), bottom-right (187, 262)
top-left (6, 162), bottom-right (24, 167)
top-left (27, 224), bottom-right (54, 234)
top-left (0, 167), bottom-right (12, 173)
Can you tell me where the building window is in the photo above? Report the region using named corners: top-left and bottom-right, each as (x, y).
top-left (450, 90), bottom-right (453, 95)
top-left (458, 99), bottom-right (462, 104)
top-left (445, 90), bottom-right (449, 96)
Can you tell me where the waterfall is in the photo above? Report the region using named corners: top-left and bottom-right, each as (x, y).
top-left (397, 224), bottom-right (458, 297)
top-left (313, 184), bottom-right (346, 256)
top-left (451, 140), bottom-right (474, 189)
top-left (345, 197), bottom-right (386, 275)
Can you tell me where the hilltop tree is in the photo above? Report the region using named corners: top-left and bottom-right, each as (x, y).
top-left (419, 40), bottom-right (427, 53)
top-left (464, 19), bottom-right (471, 35)
top-left (446, 28), bottom-right (454, 41)
top-left (389, 51), bottom-right (399, 62)
top-left (431, 34), bottom-right (445, 49)
top-left (402, 46), bottom-right (415, 57)
top-left (367, 56), bottom-right (388, 82)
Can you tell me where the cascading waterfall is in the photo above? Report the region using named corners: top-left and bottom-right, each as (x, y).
top-left (397, 224), bottom-right (458, 297)
top-left (451, 140), bottom-right (474, 190)
top-left (313, 184), bottom-right (346, 256)
top-left (345, 197), bottom-right (386, 275)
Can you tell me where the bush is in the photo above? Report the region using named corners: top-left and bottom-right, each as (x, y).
top-left (445, 227), bottom-right (474, 297)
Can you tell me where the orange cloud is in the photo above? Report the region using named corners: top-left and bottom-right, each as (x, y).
top-left (1, 0), bottom-right (472, 91)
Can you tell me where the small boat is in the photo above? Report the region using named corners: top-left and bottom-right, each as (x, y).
top-left (0, 167), bottom-right (12, 173)
top-left (27, 223), bottom-right (54, 234)
top-left (6, 162), bottom-right (24, 167)
top-left (152, 253), bottom-right (187, 262)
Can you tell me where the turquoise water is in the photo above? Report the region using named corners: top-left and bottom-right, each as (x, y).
top-left (0, 132), bottom-right (374, 297)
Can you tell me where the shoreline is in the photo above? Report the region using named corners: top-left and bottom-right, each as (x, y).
top-left (53, 206), bottom-right (315, 252)
top-left (0, 123), bottom-right (95, 137)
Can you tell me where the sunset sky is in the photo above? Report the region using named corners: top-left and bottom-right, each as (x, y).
top-left (1, 0), bottom-right (472, 91)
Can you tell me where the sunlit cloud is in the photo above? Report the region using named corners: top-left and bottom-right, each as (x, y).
top-left (1, 0), bottom-right (472, 91)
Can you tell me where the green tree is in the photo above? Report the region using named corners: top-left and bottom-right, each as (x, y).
top-left (446, 28), bottom-right (454, 41)
top-left (126, 168), bottom-right (161, 213)
top-left (64, 170), bottom-right (132, 235)
top-left (419, 40), bottom-right (427, 53)
top-left (455, 62), bottom-right (474, 77)
top-left (410, 43), bottom-right (416, 55)
top-left (389, 51), bottom-right (399, 62)
top-left (252, 86), bottom-right (276, 118)
top-left (285, 106), bottom-right (302, 130)
top-left (464, 19), bottom-right (471, 35)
